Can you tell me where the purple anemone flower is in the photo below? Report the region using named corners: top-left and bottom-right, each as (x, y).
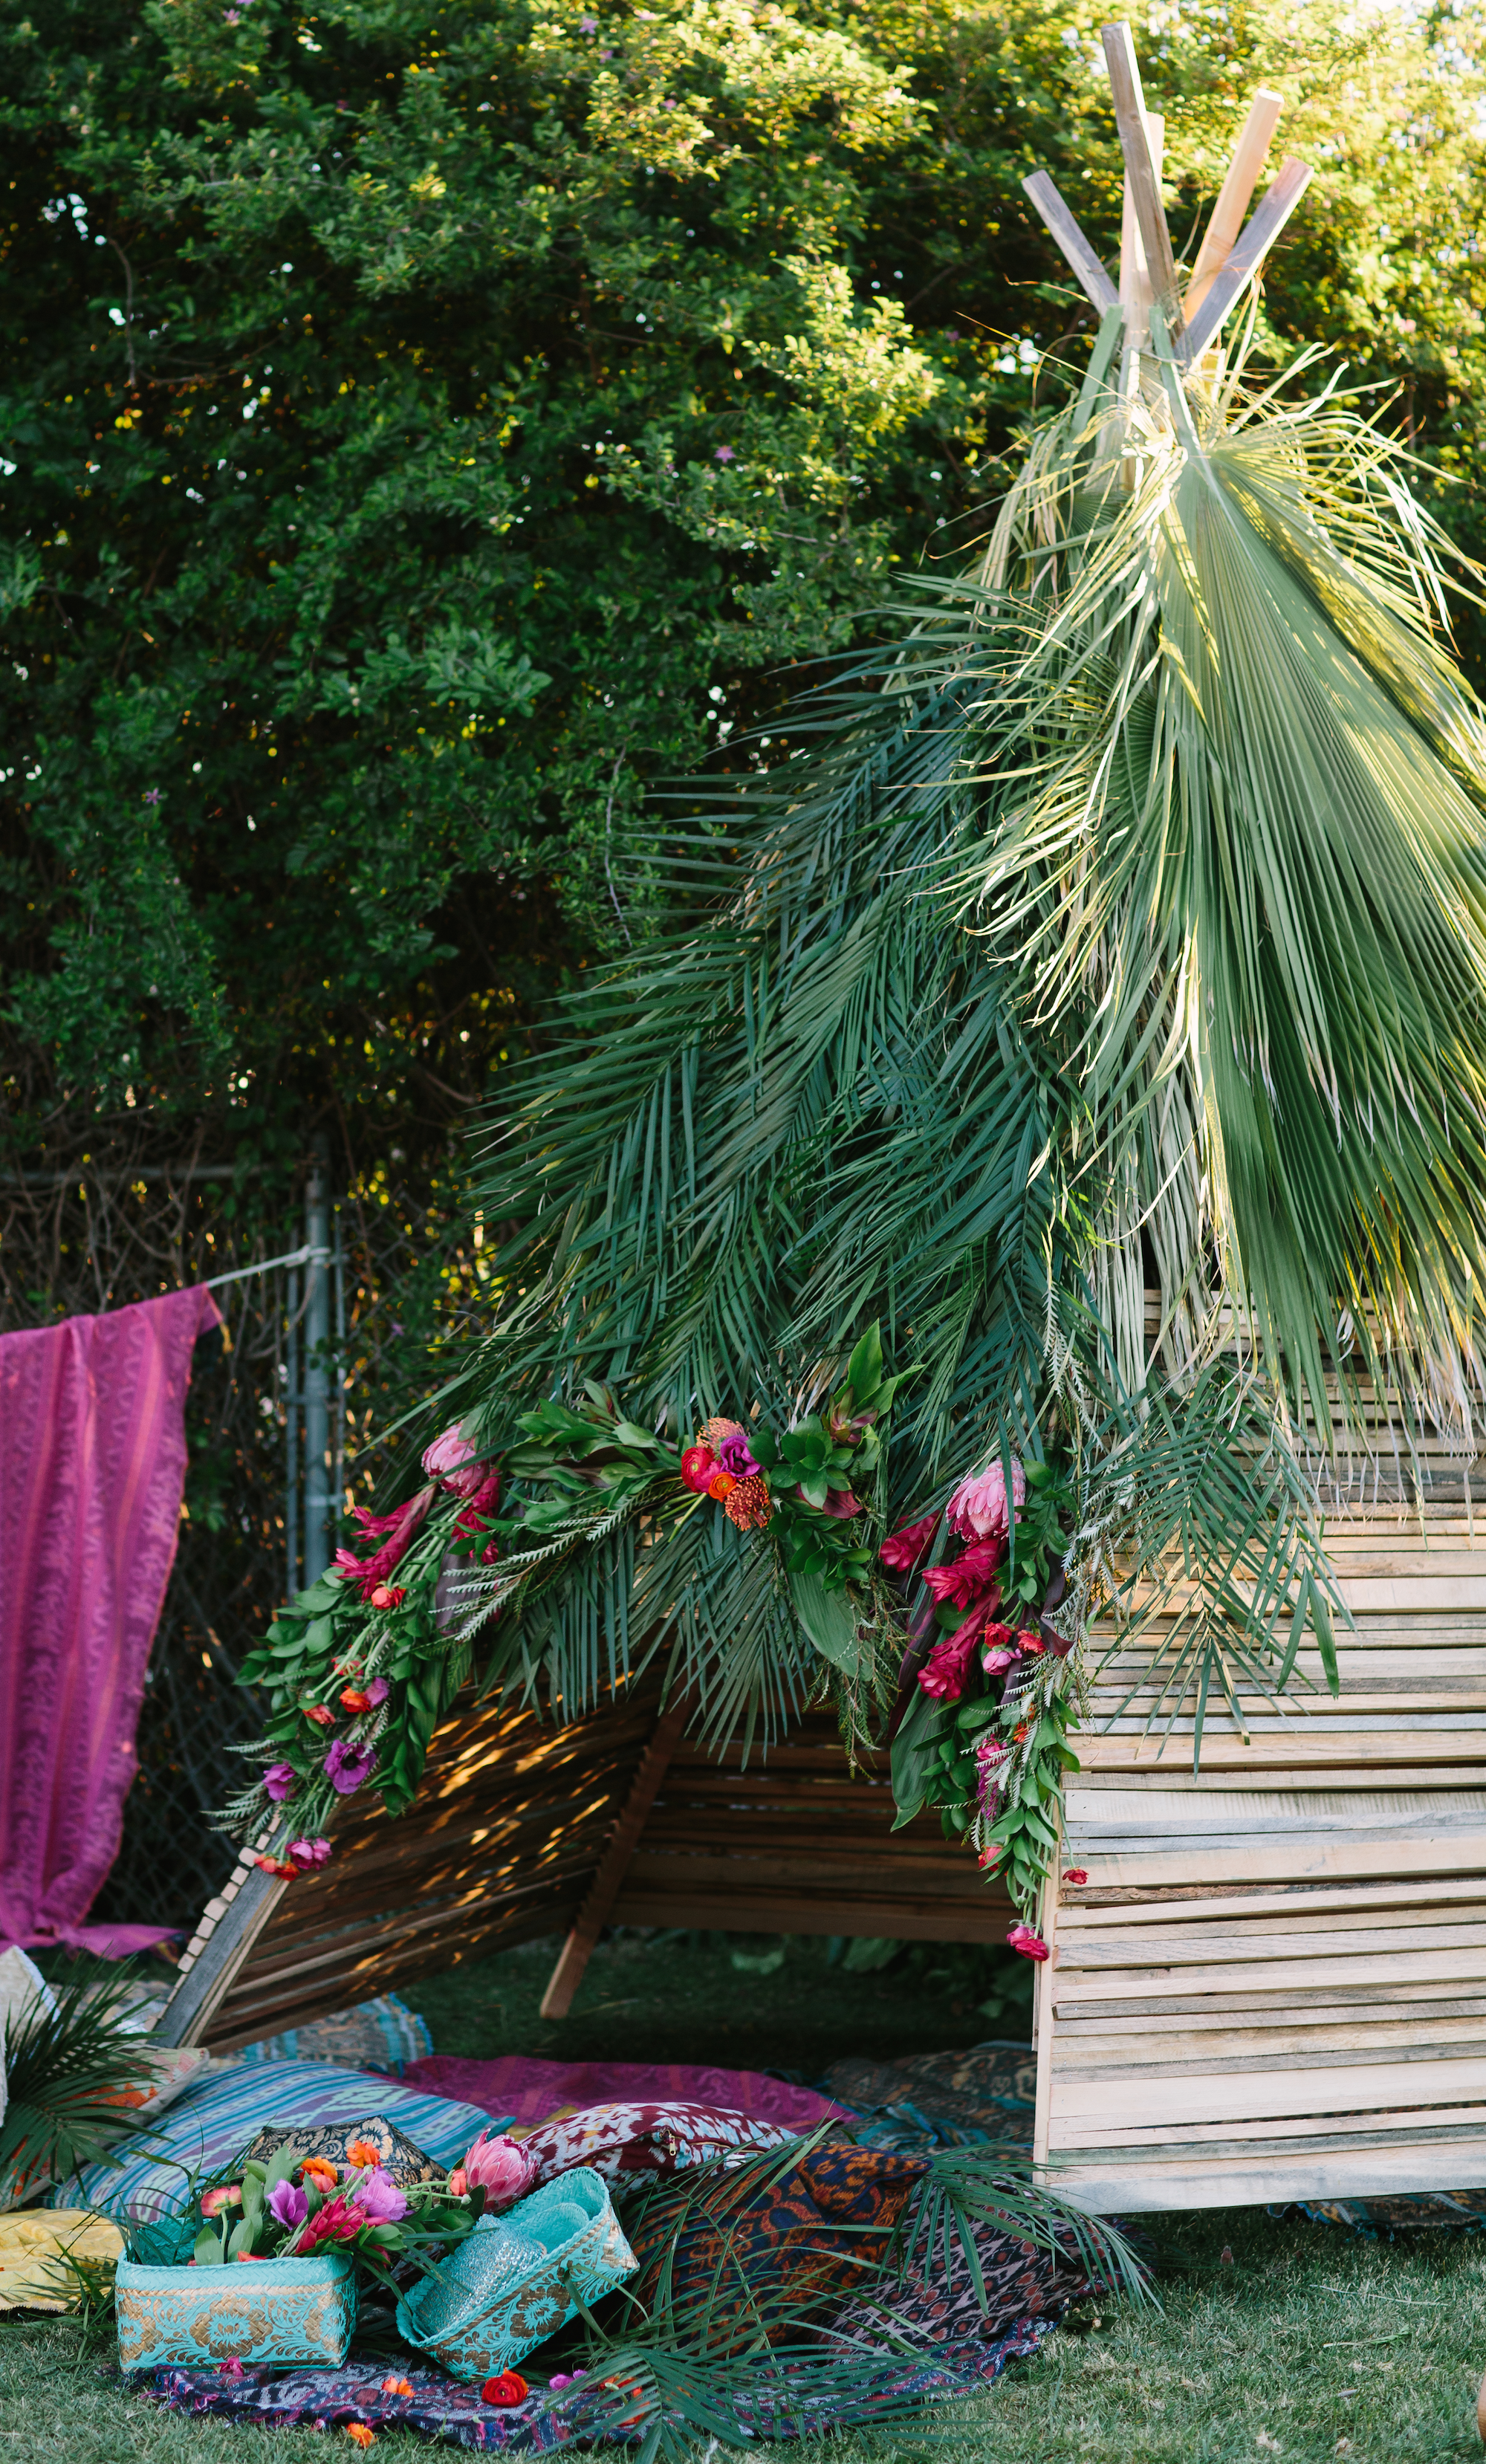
top-left (324, 1737), bottom-right (375, 1795)
top-left (268, 2179), bottom-right (308, 2228)
top-left (262, 1762), bottom-right (296, 1802)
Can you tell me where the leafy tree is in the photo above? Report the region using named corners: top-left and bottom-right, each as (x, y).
top-left (4, 0), bottom-right (1485, 1173)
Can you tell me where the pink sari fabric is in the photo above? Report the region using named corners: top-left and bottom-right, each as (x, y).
top-left (0, 1286), bottom-right (221, 1956)
top-left (402, 2055), bottom-right (847, 2132)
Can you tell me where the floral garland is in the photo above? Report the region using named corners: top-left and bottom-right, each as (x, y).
top-left (225, 1327), bottom-right (909, 1862)
top-left (879, 1453), bottom-right (1082, 1961)
top-left (228, 1325), bottom-right (1081, 1964)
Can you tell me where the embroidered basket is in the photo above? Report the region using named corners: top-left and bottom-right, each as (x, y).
top-left (115, 2251), bottom-right (356, 2370)
top-left (395, 2168), bottom-right (635, 2381)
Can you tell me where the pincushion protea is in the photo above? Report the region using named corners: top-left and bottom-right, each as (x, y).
top-left (722, 1474), bottom-right (773, 1530)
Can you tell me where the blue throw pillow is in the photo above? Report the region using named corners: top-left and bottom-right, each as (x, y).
top-left (51, 2058), bottom-right (493, 2222)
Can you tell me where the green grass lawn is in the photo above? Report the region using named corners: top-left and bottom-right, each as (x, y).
top-left (3, 1930), bottom-right (1485, 2460)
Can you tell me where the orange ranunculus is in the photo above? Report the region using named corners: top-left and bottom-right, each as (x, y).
top-left (345, 2426), bottom-right (375, 2449)
top-left (253, 1855), bottom-right (299, 1879)
top-left (706, 1470), bottom-right (736, 1500)
top-left (340, 1687), bottom-right (373, 1714)
top-left (381, 2377), bottom-right (414, 2396)
top-left (301, 2157), bottom-right (338, 2189)
top-left (345, 2139), bottom-right (381, 2172)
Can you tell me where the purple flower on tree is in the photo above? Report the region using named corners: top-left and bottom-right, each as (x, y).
top-left (324, 1737), bottom-right (375, 1795)
top-left (578, 11), bottom-right (597, 25)
top-left (142, 788), bottom-right (161, 805)
top-left (714, 446), bottom-right (735, 462)
top-left (268, 2179), bottom-right (308, 2228)
top-left (262, 1763), bottom-right (297, 1802)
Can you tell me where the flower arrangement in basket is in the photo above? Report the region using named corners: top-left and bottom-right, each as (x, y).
top-left (114, 2132), bottom-right (483, 2370)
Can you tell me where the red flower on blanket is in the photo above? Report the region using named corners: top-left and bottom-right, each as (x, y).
top-left (879, 1512), bottom-right (938, 1573)
top-left (481, 2373), bottom-right (529, 2408)
top-left (1007, 1922), bottom-right (1049, 1961)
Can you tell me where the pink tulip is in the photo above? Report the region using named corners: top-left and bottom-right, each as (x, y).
top-left (947, 1458), bottom-right (1025, 1546)
top-left (462, 2131), bottom-right (536, 2211)
top-left (201, 2184), bottom-right (242, 2217)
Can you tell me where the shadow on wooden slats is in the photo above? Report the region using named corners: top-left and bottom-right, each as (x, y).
top-left (200, 1684), bottom-right (1012, 2052)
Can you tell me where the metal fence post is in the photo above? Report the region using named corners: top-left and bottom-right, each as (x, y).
top-left (303, 1138), bottom-right (332, 1583)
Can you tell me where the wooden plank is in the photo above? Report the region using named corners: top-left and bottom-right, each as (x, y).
top-left (1040, 2136), bottom-right (1486, 2214)
top-left (539, 1692), bottom-right (695, 2017)
top-left (1183, 155), bottom-right (1314, 358)
top-left (1062, 1874), bottom-right (1486, 1928)
top-left (1060, 1916), bottom-right (1486, 1968)
top-left (1102, 23), bottom-right (1184, 346)
top-left (1077, 1731), bottom-right (1486, 1769)
top-left (1052, 1944), bottom-right (1486, 2008)
top-left (1184, 86), bottom-right (1284, 319)
top-left (1022, 173), bottom-right (1119, 312)
top-left (1050, 2058), bottom-right (1486, 2133)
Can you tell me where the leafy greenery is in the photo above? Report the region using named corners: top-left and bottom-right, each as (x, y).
top-left (6, 0), bottom-right (1486, 1172)
top-left (0, 1958), bottom-right (160, 2208)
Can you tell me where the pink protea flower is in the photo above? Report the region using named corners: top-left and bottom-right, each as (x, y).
top-left (1007, 1922), bottom-right (1049, 1962)
top-left (880, 1513), bottom-right (937, 1573)
top-left (423, 1423), bottom-right (491, 1497)
top-left (947, 1457), bottom-right (1025, 1545)
top-left (462, 2131), bottom-right (536, 2211)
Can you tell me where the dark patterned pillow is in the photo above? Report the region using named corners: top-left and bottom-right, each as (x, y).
top-left (234, 2113), bottom-right (441, 2187)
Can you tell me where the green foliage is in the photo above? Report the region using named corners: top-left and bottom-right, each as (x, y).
top-left (0, 1958), bottom-right (161, 2207)
top-left (6, 0), bottom-right (1486, 1163)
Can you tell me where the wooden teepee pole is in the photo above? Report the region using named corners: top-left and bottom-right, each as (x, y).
top-left (1184, 88), bottom-right (1283, 320)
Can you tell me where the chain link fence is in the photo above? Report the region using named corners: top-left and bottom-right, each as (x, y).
top-left (1, 1130), bottom-right (491, 1937)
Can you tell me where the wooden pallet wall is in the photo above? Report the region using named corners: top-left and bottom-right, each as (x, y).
top-left (188, 1685), bottom-right (1011, 2052)
top-left (1035, 1505), bottom-right (1486, 2211)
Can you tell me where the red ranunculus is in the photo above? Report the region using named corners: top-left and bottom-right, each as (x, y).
top-left (1062, 1868), bottom-right (1088, 1885)
top-left (681, 1445), bottom-right (718, 1493)
top-left (368, 1584), bottom-right (406, 1612)
top-left (302, 1702), bottom-right (336, 1728)
top-left (1015, 1627), bottom-right (1045, 1658)
top-left (480, 2373), bottom-right (530, 2408)
top-left (879, 1512), bottom-right (938, 1573)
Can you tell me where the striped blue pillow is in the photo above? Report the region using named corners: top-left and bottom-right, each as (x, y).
top-left (52, 2058), bottom-right (494, 2222)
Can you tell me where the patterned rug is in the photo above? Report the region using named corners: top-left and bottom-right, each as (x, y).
top-left (820, 2042), bottom-right (1037, 2150)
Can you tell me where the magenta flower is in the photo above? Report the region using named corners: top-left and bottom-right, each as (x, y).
top-left (268, 2179), bottom-right (308, 2228)
top-left (334, 1485), bottom-right (435, 1600)
top-left (354, 2167), bottom-right (409, 2223)
top-left (1008, 1921), bottom-right (1049, 1962)
top-left (947, 1457), bottom-right (1025, 1546)
top-left (879, 1512), bottom-right (937, 1573)
top-left (716, 1428), bottom-right (761, 1480)
top-left (916, 1626), bottom-right (981, 1702)
top-left (922, 1536), bottom-right (1004, 1609)
top-left (262, 1763), bottom-right (297, 1802)
top-left (287, 1835), bottom-right (331, 1872)
top-left (324, 1738), bottom-right (375, 1794)
top-left (714, 445), bottom-right (735, 462)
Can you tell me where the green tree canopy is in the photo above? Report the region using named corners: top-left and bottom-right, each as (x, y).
top-left (4, 0), bottom-right (1486, 1172)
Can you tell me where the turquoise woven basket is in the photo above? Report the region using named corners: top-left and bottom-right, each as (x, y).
top-left (395, 2168), bottom-right (635, 2381)
top-left (115, 2251), bottom-right (356, 2370)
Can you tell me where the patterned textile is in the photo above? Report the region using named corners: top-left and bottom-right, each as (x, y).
top-left (828, 2210), bottom-right (1093, 2351)
top-left (0, 2209), bottom-right (123, 2312)
top-left (49, 2061), bottom-right (492, 2219)
top-left (403, 2055), bottom-right (844, 2132)
top-left (625, 2143), bottom-right (931, 2344)
top-left (233, 1993), bottom-right (433, 2074)
top-left (143, 2316), bottom-right (1055, 2448)
top-left (236, 2112), bottom-right (443, 2188)
top-left (823, 2043), bottom-right (1036, 2151)
top-left (516, 2100), bottom-right (797, 2188)
top-left (115, 2251), bottom-right (356, 2369)
top-left (0, 1285), bottom-right (222, 1957)
top-left (1278, 2189), bottom-right (1486, 2237)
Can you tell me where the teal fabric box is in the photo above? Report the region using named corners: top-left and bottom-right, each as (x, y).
top-left (115, 2251), bottom-right (356, 2370)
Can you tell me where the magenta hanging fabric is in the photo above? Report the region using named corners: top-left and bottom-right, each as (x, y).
top-left (0, 1286), bottom-right (223, 1956)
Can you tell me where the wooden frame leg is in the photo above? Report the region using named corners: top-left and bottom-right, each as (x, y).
top-left (539, 1693), bottom-right (692, 2019)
